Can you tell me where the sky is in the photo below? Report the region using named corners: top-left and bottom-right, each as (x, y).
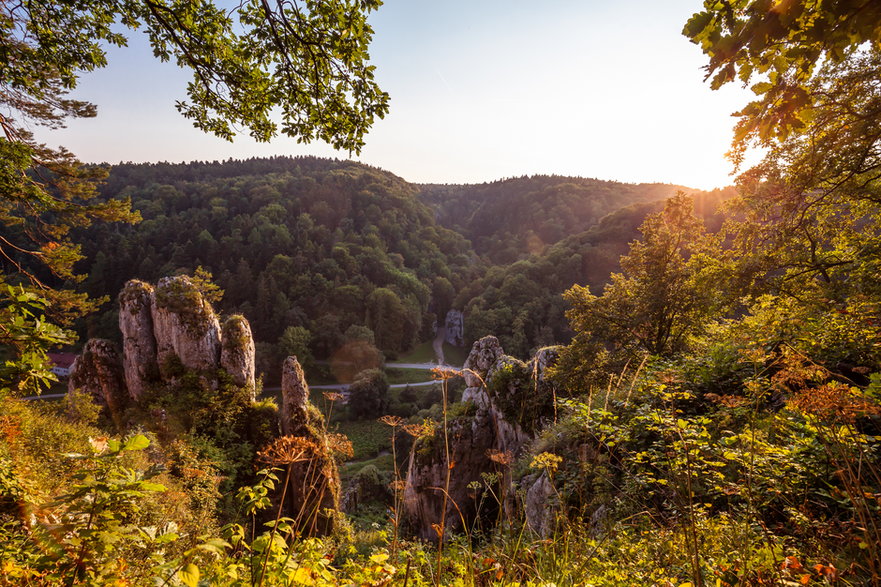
top-left (31, 0), bottom-right (755, 190)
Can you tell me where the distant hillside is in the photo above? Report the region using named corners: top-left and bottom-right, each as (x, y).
top-left (455, 189), bottom-right (733, 357)
top-left (77, 157), bottom-right (475, 364)
top-left (71, 157), bottom-right (734, 368)
top-left (418, 176), bottom-right (699, 264)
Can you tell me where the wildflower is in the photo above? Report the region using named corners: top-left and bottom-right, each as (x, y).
top-left (322, 391), bottom-right (344, 402)
top-left (431, 366), bottom-right (460, 380)
top-left (530, 452), bottom-right (563, 475)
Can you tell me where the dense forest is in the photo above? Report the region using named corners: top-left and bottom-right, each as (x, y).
top-left (71, 158), bottom-right (714, 371)
top-left (2, 0), bottom-right (881, 585)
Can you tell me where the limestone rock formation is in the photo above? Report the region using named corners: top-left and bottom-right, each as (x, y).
top-left (281, 356), bottom-right (310, 435)
top-left (524, 473), bottom-right (557, 537)
top-left (402, 337), bottom-right (560, 540)
top-left (68, 339), bottom-right (128, 429)
top-left (276, 355), bottom-right (341, 536)
top-left (151, 276), bottom-right (221, 377)
top-left (444, 309), bottom-right (464, 347)
top-left (221, 315), bottom-right (256, 396)
top-left (461, 335), bottom-right (505, 399)
top-left (118, 280), bottom-right (159, 401)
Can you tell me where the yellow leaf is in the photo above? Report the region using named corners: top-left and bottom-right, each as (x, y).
top-left (178, 563), bottom-right (199, 587)
top-left (292, 566), bottom-right (314, 585)
top-left (370, 552), bottom-right (389, 564)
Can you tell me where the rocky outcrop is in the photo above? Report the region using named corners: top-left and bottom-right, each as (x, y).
top-left (221, 315), bottom-right (256, 396)
top-left (73, 276), bottom-right (256, 410)
top-left (402, 337), bottom-right (560, 541)
top-left (118, 280), bottom-right (159, 401)
top-left (152, 276), bottom-right (222, 377)
top-left (276, 355), bottom-right (341, 536)
top-left (461, 335), bottom-right (505, 401)
top-left (444, 310), bottom-right (464, 347)
top-left (281, 356), bottom-right (310, 435)
top-left (524, 473), bottom-right (557, 537)
top-left (68, 339), bottom-right (128, 429)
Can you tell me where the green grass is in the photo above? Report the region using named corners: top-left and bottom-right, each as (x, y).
top-left (340, 452), bottom-right (394, 484)
top-left (385, 367), bottom-right (432, 385)
top-left (397, 340), bottom-right (468, 366)
top-left (331, 419), bottom-right (391, 461)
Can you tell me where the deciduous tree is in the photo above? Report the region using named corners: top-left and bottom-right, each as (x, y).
top-left (1, 0), bottom-right (388, 320)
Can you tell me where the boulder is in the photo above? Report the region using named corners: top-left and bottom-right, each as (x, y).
top-left (402, 338), bottom-right (562, 540)
top-left (524, 473), bottom-right (557, 537)
top-left (280, 356), bottom-right (310, 435)
top-left (461, 335), bottom-right (504, 395)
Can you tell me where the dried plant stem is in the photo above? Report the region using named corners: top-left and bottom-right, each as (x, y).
top-left (436, 376), bottom-right (452, 585)
top-left (258, 463), bottom-right (292, 587)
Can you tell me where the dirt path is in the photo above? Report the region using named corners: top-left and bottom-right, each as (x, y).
top-left (433, 325), bottom-right (446, 365)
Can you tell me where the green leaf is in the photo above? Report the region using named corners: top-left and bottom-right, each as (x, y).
top-left (123, 434), bottom-right (150, 452)
top-left (179, 563), bottom-right (200, 587)
top-left (138, 482), bottom-right (167, 492)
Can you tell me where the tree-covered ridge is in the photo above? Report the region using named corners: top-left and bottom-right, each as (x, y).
top-left (77, 157), bottom-right (474, 361)
top-left (75, 158), bottom-right (719, 362)
top-left (419, 176), bottom-right (699, 264)
top-left (457, 189), bottom-right (732, 357)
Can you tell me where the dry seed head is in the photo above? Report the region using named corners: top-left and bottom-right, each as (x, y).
top-left (789, 383), bottom-right (881, 424)
top-left (486, 449), bottom-right (513, 466)
top-left (326, 433), bottom-right (354, 459)
top-left (322, 391), bottom-right (344, 402)
top-left (379, 414), bottom-right (405, 427)
top-left (431, 366), bottom-right (460, 380)
top-left (403, 419), bottom-right (436, 438)
top-left (257, 435), bottom-right (318, 465)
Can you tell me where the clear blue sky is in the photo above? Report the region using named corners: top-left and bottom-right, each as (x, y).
top-left (32, 0), bottom-right (753, 190)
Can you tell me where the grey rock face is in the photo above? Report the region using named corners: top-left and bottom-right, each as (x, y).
top-left (221, 315), bottom-right (256, 396)
top-left (461, 335), bottom-right (504, 392)
top-left (118, 280), bottom-right (158, 401)
top-left (524, 473), bottom-right (557, 537)
top-left (403, 338), bottom-right (563, 540)
top-left (404, 337), bottom-right (529, 540)
top-left (444, 310), bottom-right (464, 346)
top-left (151, 276), bottom-right (221, 377)
top-left (280, 356), bottom-right (310, 436)
top-left (274, 355), bottom-right (341, 536)
top-left (68, 339), bottom-right (128, 428)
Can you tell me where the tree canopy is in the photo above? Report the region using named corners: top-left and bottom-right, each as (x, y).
top-left (0, 0), bottom-right (388, 321)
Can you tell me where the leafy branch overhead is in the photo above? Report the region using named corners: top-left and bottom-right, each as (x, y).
top-left (0, 0), bottom-right (388, 319)
top-left (683, 0), bottom-right (881, 158)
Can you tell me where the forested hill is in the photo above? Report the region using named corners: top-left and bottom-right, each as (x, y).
top-left (74, 156), bottom-right (730, 364)
top-left (79, 157), bottom-right (475, 360)
top-left (454, 189), bottom-right (732, 356)
top-left (418, 176), bottom-right (700, 264)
